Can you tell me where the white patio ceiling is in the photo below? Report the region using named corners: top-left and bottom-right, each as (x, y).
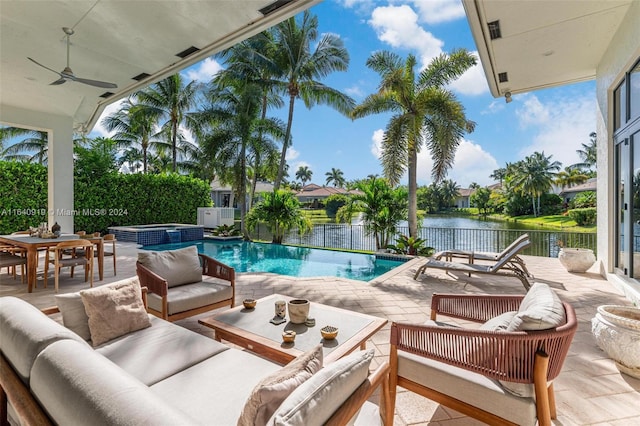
top-left (0, 0), bottom-right (320, 132)
top-left (462, 0), bottom-right (634, 98)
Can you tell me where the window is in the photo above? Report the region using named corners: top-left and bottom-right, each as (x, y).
top-left (630, 61), bottom-right (640, 122)
top-left (614, 81), bottom-right (626, 131)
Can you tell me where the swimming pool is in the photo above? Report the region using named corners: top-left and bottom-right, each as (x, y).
top-left (141, 240), bottom-right (405, 282)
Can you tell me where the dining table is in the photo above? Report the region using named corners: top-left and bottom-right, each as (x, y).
top-left (0, 233), bottom-right (104, 293)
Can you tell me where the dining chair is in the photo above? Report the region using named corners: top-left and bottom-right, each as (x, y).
top-left (44, 239), bottom-right (94, 292)
top-left (0, 244), bottom-right (27, 282)
top-left (103, 233), bottom-right (117, 275)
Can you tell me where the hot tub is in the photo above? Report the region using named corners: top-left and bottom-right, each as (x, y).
top-left (108, 224), bottom-right (204, 246)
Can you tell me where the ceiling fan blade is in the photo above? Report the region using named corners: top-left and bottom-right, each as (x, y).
top-left (50, 78), bottom-right (67, 86)
top-left (72, 76), bottom-right (118, 89)
top-left (27, 57), bottom-right (63, 77)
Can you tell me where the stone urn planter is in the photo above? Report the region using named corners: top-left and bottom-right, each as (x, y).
top-left (558, 248), bottom-right (596, 272)
top-left (288, 299), bottom-right (310, 324)
top-left (591, 305), bottom-right (640, 379)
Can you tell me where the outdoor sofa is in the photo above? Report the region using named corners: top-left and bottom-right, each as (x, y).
top-left (0, 278), bottom-right (390, 426)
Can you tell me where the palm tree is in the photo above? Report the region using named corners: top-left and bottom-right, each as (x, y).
top-left (489, 167), bottom-right (507, 184)
top-left (245, 189), bottom-right (312, 244)
top-left (295, 165), bottom-right (313, 186)
top-left (102, 100), bottom-right (160, 173)
top-left (575, 132), bottom-right (597, 171)
top-left (440, 179), bottom-right (460, 208)
top-left (337, 177), bottom-right (407, 250)
top-left (351, 49), bottom-right (476, 238)
top-left (512, 152), bottom-right (561, 216)
top-left (325, 168), bottom-right (345, 187)
top-left (555, 166), bottom-right (589, 189)
top-left (199, 78), bottom-right (286, 238)
top-left (271, 11), bottom-right (355, 189)
top-left (132, 74), bottom-right (198, 172)
top-left (0, 127), bottom-right (49, 164)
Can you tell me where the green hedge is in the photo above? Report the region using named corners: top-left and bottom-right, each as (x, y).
top-left (0, 161), bottom-right (48, 233)
top-left (0, 161), bottom-right (212, 234)
top-left (568, 207), bottom-right (597, 226)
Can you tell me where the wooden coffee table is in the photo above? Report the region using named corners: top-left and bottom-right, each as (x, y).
top-left (199, 294), bottom-right (387, 365)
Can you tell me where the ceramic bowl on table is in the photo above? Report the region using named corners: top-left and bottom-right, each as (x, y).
top-left (243, 299), bottom-right (257, 309)
top-left (282, 330), bottom-right (296, 343)
top-left (320, 326), bottom-right (338, 340)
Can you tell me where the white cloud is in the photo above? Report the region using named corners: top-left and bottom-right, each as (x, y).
top-left (407, 0), bottom-right (466, 24)
top-left (184, 57), bottom-right (223, 82)
top-left (369, 5), bottom-right (444, 67)
top-left (344, 84), bottom-right (365, 98)
top-left (90, 98), bottom-right (128, 138)
top-left (448, 53), bottom-right (489, 96)
top-left (286, 147), bottom-right (300, 161)
top-left (481, 99), bottom-right (505, 115)
top-left (515, 93), bottom-right (596, 167)
top-left (415, 139), bottom-right (499, 187)
top-left (370, 129), bottom-right (384, 158)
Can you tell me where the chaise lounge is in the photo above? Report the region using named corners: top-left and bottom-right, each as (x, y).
top-left (413, 235), bottom-right (533, 290)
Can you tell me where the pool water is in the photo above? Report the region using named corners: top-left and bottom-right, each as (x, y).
top-left (141, 240), bottom-right (404, 282)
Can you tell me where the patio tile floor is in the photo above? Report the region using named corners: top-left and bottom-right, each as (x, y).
top-left (1, 241), bottom-right (639, 425)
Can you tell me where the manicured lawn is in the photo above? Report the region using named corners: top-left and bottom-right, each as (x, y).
top-left (496, 214), bottom-right (596, 232)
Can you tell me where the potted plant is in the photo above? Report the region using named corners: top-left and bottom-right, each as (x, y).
top-left (592, 305), bottom-right (640, 379)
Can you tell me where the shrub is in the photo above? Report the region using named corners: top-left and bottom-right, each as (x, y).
top-left (324, 194), bottom-right (349, 218)
top-left (570, 191), bottom-right (596, 208)
top-left (568, 208), bottom-right (596, 226)
top-left (540, 193), bottom-right (564, 215)
top-left (0, 161), bottom-right (48, 234)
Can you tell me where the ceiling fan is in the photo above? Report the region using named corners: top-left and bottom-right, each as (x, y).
top-left (28, 27), bottom-right (117, 89)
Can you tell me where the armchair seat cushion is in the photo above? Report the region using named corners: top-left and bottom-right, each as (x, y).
top-left (398, 351), bottom-right (537, 426)
top-left (147, 278), bottom-right (233, 316)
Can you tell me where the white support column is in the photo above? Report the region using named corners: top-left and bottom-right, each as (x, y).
top-left (46, 120), bottom-right (74, 232)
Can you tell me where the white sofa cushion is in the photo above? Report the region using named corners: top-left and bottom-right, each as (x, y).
top-left (96, 316), bottom-right (229, 386)
top-left (238, 345), bottom-right (323, 426)
top-left (80, 278), bottom-right (151, 346)
top-left (270, 349), bottom-right (374, 426)
top-left (31, 339), bottom-right (197, 425)
top-left (55, 292), bottom-right (91, 340)
top-left (137, 245), bottom-right (202, 287)
top-left (0, 296), bottom-right (88, 384)
top-left (150, 349), bottom-right (281, 425)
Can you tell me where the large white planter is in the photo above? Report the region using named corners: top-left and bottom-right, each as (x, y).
top-left (558, 248), bottom-right (596, 272)
top-left (591, 305), bottom-right (640, 379)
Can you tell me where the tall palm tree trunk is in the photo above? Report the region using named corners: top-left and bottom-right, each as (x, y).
top-left (408, 146), bottom-right (419, 238)
top-left (171, 119), bottom-right (178, 172)
top-left (275, 92), bottom-right (296, 189)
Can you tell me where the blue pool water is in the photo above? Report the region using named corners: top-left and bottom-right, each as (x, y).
top-left (141, 240), bottom-right (404, 282)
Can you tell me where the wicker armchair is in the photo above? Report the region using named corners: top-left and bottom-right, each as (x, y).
top-left (389, 293), bottom-right (577, 426)
top-left (136, 250), bottom-right (235, 322)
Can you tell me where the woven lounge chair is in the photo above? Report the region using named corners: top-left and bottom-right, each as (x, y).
top-left (388, 285), bottom-right (577, 426)
top-left (413, 237), bottom-right (532, 290)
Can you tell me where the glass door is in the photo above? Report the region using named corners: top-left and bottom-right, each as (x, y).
top-left (617, 141), bottom-right (629, 274)
top-left (632, 130), bottom-right (640, 277)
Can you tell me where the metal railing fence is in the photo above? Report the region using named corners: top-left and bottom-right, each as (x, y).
top-left (248, 223), bottom-right (596, 258)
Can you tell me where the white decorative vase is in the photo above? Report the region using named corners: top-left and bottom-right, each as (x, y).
top-left (558, 248), bottom-right (596, 272)
top-left (591, 305), bottom-right (640, 379)
top-left (288, 299), bottom-right (310, 324)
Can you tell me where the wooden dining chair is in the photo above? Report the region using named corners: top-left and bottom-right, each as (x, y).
top-left (103, 234), bottom-right (117, 275)
top-left (44, 239), bottom-right (94, 292)
top-left (0, 244), bottom-right (27, 282)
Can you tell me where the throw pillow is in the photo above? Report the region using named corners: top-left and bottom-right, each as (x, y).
top-left (479, 311), bottom-right (517, 331)
top-left (237, 345), bottom-right (323, 426)
top-left (507, 282), bottom-right (566, 331)
top-left (270, 349), bottom-right (374, 426)
top-left (80, 277), bottom-right (151, 346)
top-left (55, 292), bottom-right (91, 340)
top-left (137, 245), bottom-right (202, 287)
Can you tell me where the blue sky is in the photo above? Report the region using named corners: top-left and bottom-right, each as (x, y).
top-left (93, 0), bottom-right (596, 188)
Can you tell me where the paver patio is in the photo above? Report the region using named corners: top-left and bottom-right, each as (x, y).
top-left (1, 241), bottom-right (638, 425)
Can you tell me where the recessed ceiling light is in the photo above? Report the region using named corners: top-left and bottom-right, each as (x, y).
top-left (542, 50), bottom-right (555, 57)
